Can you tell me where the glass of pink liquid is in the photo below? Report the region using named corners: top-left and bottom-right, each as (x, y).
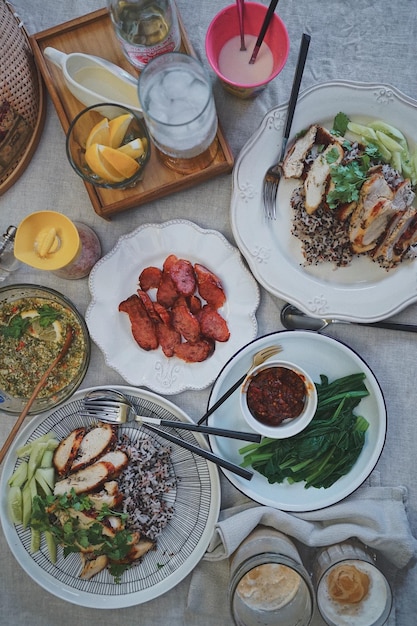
top-left (205, 2), bottom-right (289, 99)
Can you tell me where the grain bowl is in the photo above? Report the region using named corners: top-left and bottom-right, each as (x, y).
top-left (0, 284), bottom-right (90, 414)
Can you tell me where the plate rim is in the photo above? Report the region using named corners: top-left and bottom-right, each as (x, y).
top-left (206, 330), bottom-right (387, 512)
top-left (231, 79), bottom-right (417, 322)
top-left (0, 384), bottom-right (221, 608)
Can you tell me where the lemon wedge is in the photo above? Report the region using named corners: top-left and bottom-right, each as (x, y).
top-left (85, 117), bottom-right (111, 149)
top-left (85, 143), bottom-right (140, 182)
top-left (118, 138), bottom-right (146, 160)
top-left (20, 311), bottom-right (63, 343)
top-left (109, 113), bottom-right (134, 148)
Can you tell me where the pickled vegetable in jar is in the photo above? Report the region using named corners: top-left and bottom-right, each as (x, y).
top-left (107, 0), bottom-right (181, 69)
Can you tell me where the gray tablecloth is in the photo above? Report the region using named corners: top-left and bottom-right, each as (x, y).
top-left (1, 0), bottom-right (417, 624)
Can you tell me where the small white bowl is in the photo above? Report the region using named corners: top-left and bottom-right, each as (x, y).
top-left (240, 359), bottom-right (318, 439)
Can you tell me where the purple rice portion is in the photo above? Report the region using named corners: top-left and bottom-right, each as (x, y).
top-left (117, 434), bottom-right (176, 541)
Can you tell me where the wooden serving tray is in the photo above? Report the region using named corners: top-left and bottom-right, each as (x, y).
top-left (30, 7), bottom-right (234, 219)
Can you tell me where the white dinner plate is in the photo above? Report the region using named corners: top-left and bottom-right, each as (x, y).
top-left (86, 219), bottom-right (259, 394)
top-left (231, 80), bottom-right (417, 322)
top-left (0, 385), bottom-right (221, 608)
top-left (207, 331), bottom-right (386, 511)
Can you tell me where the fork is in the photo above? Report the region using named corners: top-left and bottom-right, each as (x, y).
top-left (262, 33), bottom-right (311, 219)
top-left (197, 344), bottom-right (283, 425)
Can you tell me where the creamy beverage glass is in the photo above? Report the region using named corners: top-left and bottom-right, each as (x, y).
top-left (229, 526), bottom-right (314, 626)
top-left (313, 541), bottom-right (392, 626)
top-left (206, 2), bottom-right (289, 99)
top-left (138, 52), bottom-right (218, 174)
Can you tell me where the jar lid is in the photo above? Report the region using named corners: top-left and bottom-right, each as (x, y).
top-left (14, 211), bottom-right (80, 270)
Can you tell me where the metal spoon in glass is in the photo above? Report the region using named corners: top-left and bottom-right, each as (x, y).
top-left (280, 303), bottom-right (417, 334)
top-left (82, 389), bottom-right (255, 481)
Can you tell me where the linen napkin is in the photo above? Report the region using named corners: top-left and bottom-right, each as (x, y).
top-left (185, 474), bottom-right (417, 626)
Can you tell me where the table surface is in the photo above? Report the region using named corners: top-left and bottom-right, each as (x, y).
top-left (1, 0), bottom-right (417, 624)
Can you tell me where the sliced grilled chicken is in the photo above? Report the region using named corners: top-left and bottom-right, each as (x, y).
top-left (372, 206), bottom-right (417, 268)
top-left (71, 423), bottom-right (117, 473)
top-left (115, 537), bottom-right (155, 564)
top-left (97, 450), bottom-right (129, 476)
top-left (304, 143), bottom-right (344, 214)
top-left (54, 460), bottom-right (115, 496)
top-left (392, 179), bottom-right (415, 210)
top-left (80, 554), bottom-right (109, 580)
top-left (282, 124), bottom-right (318, 179)
top-left (87, 481), bottom-right (123, 510)
top-left (53, 427), bottom-right (86, 476)
top-left (349, 172), bottom-right (396, 253)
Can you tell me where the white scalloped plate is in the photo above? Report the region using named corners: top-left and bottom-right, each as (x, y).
top-left (231, 80), bottom-right (417, 322)
top-left (86, 220), bottom-right (259, 394)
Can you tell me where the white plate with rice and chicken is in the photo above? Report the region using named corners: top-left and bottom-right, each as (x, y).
top-left (0, 385), bottom-right (221, 608)
top-left (231, 80), bottom-right (417, 322)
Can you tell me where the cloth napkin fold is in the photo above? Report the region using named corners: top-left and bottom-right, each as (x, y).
top-left (185, 475), bottom-right (417, 626)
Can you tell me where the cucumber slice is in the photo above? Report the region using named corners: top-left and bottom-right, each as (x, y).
top-left (368, 120), bottom-right (407, 145)
top-left (35, 467), bottom-right (55, 495)
top-left (45, 530), bottom-right (57, 563)
top-left (347, 122), bottom-right (378, 143)
top-left (8, 485), bottom-right (23, 525)
top-left (8, 461), bottom-right (28, 488)
top-left (375, 130), bottom-right (404, 154)
top-left (391, 151), bottom-right (402, 174)
top-left (21, 477), bottom-right (37, 528)
top-left (30, 528), bottom-right (41, 553)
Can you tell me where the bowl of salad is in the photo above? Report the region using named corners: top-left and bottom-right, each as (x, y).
top-left (0, 284), bottom-right (90, 414)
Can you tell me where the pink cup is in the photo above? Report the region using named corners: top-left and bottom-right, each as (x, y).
top-left (206, 2), bottom-right (289, 99)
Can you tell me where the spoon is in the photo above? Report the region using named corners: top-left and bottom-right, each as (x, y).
top-left (82, 389), bottom-right (254, 481)
top-left (236, 0), bottom-right (246, 51)
top-left (0, 326), bottom-right (74, 465)
top-left (280, 303), bottom-right (417, 334)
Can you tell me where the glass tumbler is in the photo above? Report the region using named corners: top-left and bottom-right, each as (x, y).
top-left (228, 526), bottom-right (314, 626)
top-left (312, 540), bottom-right (393, 626)
top-left (138, 52), bottom-right (218, 174)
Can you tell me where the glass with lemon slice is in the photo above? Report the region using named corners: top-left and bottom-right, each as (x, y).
top-left (66, 103), bottom-right (151, 189)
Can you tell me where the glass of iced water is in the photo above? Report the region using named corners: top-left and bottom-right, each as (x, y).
top-left (138, 52), bottom-right (218, 174)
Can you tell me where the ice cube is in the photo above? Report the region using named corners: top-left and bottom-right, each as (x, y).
top-left (161, 69), bottom-right (194, 100)
top-left (189, 78), bottom-right (210, 109)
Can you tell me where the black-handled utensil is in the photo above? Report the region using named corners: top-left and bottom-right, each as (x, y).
top-left (249, 0), bottom-right (280, 64)
top-left (281, 303), bottom-right (417, 333)
top-left (143, 423), bottom-right (253, 481)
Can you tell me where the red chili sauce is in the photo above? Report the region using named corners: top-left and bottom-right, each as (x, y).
top-left (246, 367), bottom-right (306, 426)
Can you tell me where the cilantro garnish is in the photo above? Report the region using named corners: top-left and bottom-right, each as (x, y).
top-left (0, 315), bottom-right (31, 339)
top-left (30, 490), bottom-right (133, 583)
top-left (326, 143), bottom-right (383, 209)
top-left (0, 304), bottom-right (61, 339)
top-left (332, 111), bottom-right (350, 136)
top-left (36, 304), bottom-right (61, 328)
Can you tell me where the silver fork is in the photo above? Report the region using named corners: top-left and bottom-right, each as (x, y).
top-left (262, 33), bottom-right (311, 219)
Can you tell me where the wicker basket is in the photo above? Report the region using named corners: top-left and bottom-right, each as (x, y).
top-left (0, 0), bottom-right (45, 194)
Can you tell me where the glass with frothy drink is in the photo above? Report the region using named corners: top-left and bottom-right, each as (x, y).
top-left (138, 52), bottom-right (218, 174)
top-left (313, 541), bottom-right (392, 626)
top-left (228, 526), bottom-right (314, 626)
